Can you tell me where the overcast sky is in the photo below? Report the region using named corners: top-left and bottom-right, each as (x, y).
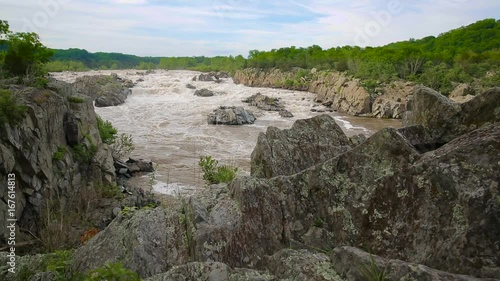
top-left (0, 0), bottom-right (498, 57)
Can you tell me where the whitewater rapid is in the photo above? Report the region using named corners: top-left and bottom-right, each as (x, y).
top-left (52, 70), bottom-right (401, 195)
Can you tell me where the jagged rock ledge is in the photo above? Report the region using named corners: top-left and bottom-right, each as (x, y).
top-left (72, 73), bottom-right (134, 107)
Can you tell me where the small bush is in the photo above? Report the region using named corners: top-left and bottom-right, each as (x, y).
top-left (0, 89), bottom-right (27, 125)
top-left (72, 143), bottom-right (97, 163)
top-left (199, 155), bottom-right (238, 185)
top-left (53, 146), bottom-right (67, 161)
top-left (32, 77), bottom-right (49, 89)
top-left (86, 262), bottom-right (140, 281)
top-left (96, 115), bottom-right (118, 145)
top-left (40, 249), bottom-right (81, 281)
top-left (68, 96), bottom-right (85, 103)
top-left (95, 183), bottom-right (121, 199)
top-left (112, 133), bottom-right (135, 160)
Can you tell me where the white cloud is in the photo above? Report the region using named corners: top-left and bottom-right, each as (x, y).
top-left (0, 0), bottom-right (498, 56)
top-left (110, 0), bottom-right (148, 4)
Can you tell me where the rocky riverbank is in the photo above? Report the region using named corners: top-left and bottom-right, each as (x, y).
top-left (2, 84), bottom-right (498, 280)
top-left (0, 78), bottom-right (155, 254)
top-left (233, 68), bottom-right (482, 119)
top-left (72, 73), bottom-right (134, 107)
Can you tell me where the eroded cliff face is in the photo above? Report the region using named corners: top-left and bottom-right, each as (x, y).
top-left (233, 68), bottom-right (415, 118)
top-left (0, 80), bottom-right (115, 248)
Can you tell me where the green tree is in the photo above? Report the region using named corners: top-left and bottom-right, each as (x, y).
top-left (0, 20), bottom-right (9, 38)
top-left (3, 31), bottom-right (53, 77)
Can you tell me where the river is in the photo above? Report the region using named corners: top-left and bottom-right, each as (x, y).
top-left (52, 70), bottom-right (401, 195)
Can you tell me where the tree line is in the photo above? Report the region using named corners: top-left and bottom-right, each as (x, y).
top-left (2, 18), bottom-right (499, 95)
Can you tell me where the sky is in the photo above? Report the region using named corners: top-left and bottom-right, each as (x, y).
top-left (0, 0), bottom-right (499, 57)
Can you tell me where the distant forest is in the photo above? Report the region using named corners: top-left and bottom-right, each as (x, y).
top-left (48, 18), bottom-right (500, 94)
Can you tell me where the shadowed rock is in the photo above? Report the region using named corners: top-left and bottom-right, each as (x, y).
top-left (403, 86), bottom-right (500, 143)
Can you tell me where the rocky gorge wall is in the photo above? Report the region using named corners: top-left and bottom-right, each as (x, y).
top-left (0, 79), bottom-right (117, 250)
top-left (234, 68), bottom-right (436, 119)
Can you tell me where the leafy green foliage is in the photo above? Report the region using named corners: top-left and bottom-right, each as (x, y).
top-left (72, 143), bottom-right (97, 163)
top-left (96, 115), bottom-right (118, 145)
top-left (112, 133), bottom-right (135, 159)
top-left (199, 155), bottom-right (238, 184)
top-left (53, 146), bottom-right (67, 161)
top-left (0, 20), bottom-right (9, 36)
top-left (45, 60), bottom-right (89, 72)
top-left (0, 89), bottom-right (27, 125)
top-left (85, 262), bottom-right (140, 281)
top-left (38, 18), bottom-right (500, 94)
top-left (121, 206), bottom-right (138, 217)
top-left (95, 183), bottom-right (121, 199)
top-left (41, 251), bottom-right (139, 281)
top-left (3, 32), bottom-right (53, 76)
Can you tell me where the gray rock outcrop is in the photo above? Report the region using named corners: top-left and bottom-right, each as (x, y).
top-left (234, 68), bottom-right (372, 115)
top-left (0, 83), bottom-right (117, 249)
top-left (251, 114), bottom-right (352, 178)
top-left (194, 88), bottom-right (215, 97)
top-left (403, 86), bottom-right (500, 143)
top-left (207, 106), bottom-right (256, 125)
top-left (332, 247), bottom-right (496, 281)
top-left (242, 93), bottom-right (285, 111)
top-left (72, 74), bottom-right (132, 107)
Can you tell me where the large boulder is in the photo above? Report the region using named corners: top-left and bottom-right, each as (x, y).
top-left (196, 123), bottom-right (500, 277)
top-left (371, 97), bottom-right (406, 119)
top-left (145, 262), bottom-right (275, 281)
top-left (207, 106), bottom-right (256, 125)
top-left (450, 83), bottom-right (476, 103)
top-left (197, 72), bottom-right (229, 82)
top-left (194, 88), bottom-right (215, 97)
top-left (371, 81), bottom-right (414, 119)
top-left (242, 93), bottom-right (285, 111)
top-left (73, 75), bottom-right (131, 107)
top-left (309, 71), bottom-right (371, 115)
top-left (250, 114), bottom-right (352, 178)
top-left (331, 247), bottom-right (496, 281)
top-left (70, 207), bottom-right (189, 278)
top-left (403, 86), bottom-right (500, 143)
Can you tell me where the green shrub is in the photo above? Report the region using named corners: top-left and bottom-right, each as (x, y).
top-left (32, 77), bottom-right (49, 89)
top-left (53, 146), bottom-right (67, 161)
top-left (199, 155), bottom-right (238, 185)
top-left (42, 250), bottom-right (75, 281)
top-left (72, 143), bottom-right (97, 163)
top-left (41, 252), bottom-right (139, 281)
top-left (85, 262), bottom-right (140, 281)
top-left (68, 96), bottom-right (85, 103)
top-left (96, 115), bottom-right (118, 145)
top-left (95, 183), bottom-right (121, 199)
top-left (112, 133), bottom-right (135, 159)
top-left (0, 89), bottom-right (28, 125)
